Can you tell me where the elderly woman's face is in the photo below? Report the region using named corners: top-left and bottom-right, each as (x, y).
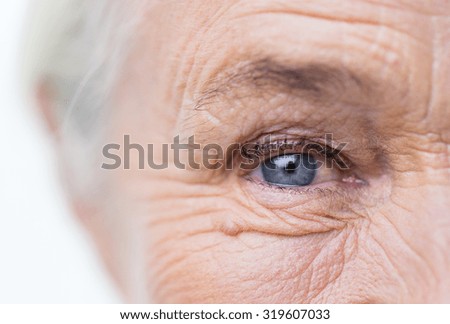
top-left (77, 0), bottom-right (450, 303)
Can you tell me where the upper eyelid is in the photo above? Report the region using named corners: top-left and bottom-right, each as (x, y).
top-left (240, 138), bottom-right (351, 169)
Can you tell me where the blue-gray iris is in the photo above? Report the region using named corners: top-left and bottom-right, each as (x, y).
top-left (261, 153), bottom-right (317, 186)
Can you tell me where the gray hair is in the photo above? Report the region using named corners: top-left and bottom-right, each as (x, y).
top-left (22, 0), bottom-right (149, 196)
top-left (22, 0), bottom-right (147, 135)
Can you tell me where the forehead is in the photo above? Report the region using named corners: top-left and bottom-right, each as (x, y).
top-left (130, 0), bottom-right (450, 143)
top-left (147, 0), bottom-right (448, 89)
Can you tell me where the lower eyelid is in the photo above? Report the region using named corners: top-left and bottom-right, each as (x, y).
top-left (240, 175), bottom-right (367, 211)
top-left (244, 175), bottom-right (341, 196)
top-left (225, 180), bottom-right (362, 237)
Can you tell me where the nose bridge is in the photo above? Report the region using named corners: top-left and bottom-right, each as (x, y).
top-left (433, 280), bottom-right (450, 303)
top-left (377, 144), bottom-right (450, 302)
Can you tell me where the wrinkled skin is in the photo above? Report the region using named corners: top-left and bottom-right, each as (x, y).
top-left (57, 0), bottom-right (450, 303)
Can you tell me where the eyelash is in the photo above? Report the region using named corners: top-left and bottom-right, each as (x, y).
top-left (240, 138), bottom-right (348, 168)
top-left (244, 174), bottom-right (335, 194)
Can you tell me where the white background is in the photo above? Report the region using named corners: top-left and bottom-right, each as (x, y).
top-left (0, 1), bottom-right (119, 303)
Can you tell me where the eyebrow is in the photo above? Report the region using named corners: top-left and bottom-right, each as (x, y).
top-left (194, 58), bottom-right (373, 110)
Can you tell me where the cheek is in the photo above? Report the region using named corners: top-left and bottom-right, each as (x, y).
top-left (145, 214), bottom-right (350, 303)
top-left (121, 156), bottom-right (450, 303)
top-left (137, 178), bottom-right (395, 303)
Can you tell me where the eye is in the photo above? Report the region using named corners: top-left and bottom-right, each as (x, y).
top-left (242, 136), bottom-right (364, 192)
top-left (261, 153), bottom-right (317, 186)
top-left (247, 147), bottom-right (346, 189)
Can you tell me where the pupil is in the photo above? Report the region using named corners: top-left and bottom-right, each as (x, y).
top-left (261, 153), bottom-right (317, 187)
top-left (285, 161), bottom-right (297, 173)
